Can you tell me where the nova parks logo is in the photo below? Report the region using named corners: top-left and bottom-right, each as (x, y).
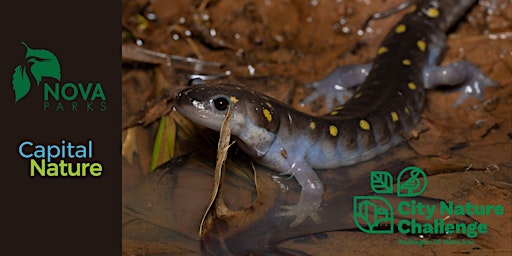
top-left (12, 42), bottom-right (107, 111)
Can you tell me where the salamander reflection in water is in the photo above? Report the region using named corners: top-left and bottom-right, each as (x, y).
top-left (175, 0), bottom-right (498, 228)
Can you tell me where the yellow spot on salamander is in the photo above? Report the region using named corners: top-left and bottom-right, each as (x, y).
top-left (335, 106), bottom-right (345, 110)
top-left (426, 7), bottom-right (440, 18)
top-left (359, 119), bottom-right (370, 130)
top-left (408, 82), bottom-right (417, 90)
top-left (408, 4), bottom-right (417, 13)
top-left (417, 40), bottom-right (426, 52)
top-left (330, 111), bottom-right (338, 115)
top-left (395, 24), bottom-right (406, 34)
top-left (377, 46), bottom-right (389, 55)
top-left (263, 108), bottom-right (272, 122)
top-left (281, 148), bottom-right (288, 159)
top-left (265, 102), bottom-right (273, 109)
top-left (329, 125), bottom-right (339, 137)
top-left (310, 121), bottom-right (316, 130)
top-left (354, 92), bottom-right (362, 98)
top-left (391, 112), bottom-right (399, 122)
top-left (404, 106), bottom-right (410, 115)
top-left (402, 59), bottom-right (412, 66)
top-left (230, 96), bottom-right (238, 104)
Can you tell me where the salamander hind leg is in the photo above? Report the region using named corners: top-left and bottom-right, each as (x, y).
top-left (276, 160), bottom-right (324, 227)
top-left (302, 64), bottom-right (372, 110)
top-left (423, 61), bottom-right (499, 106)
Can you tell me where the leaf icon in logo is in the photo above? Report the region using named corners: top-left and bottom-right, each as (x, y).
top-left (12, 42), bottom-right (61, 102)
top-left (23, 42), bottom-right (61, 84)
top-left (370, 171), bottom-right (393, 194)
top-left (12, 65), bottom-right (31, 102)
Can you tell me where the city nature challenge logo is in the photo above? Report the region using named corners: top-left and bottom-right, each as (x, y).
top-left (353, 166), bottom-right (505, 245)
top-left (12, 42), bottom-right (107, 111)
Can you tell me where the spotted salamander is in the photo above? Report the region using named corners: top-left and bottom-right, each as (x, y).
top-left (175, 0), bottom-right (497, 227)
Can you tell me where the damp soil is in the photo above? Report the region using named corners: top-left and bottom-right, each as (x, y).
top-left (122, 0), bottom-right (512, 255)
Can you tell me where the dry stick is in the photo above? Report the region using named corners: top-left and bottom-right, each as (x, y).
top-left (200, 106), bottom-right (234, 237)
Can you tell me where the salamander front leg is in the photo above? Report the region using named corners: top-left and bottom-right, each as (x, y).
top-left (276, 160), bottom-right (324, 227)
top-left (302, 64), bottom-right (372, 110)
top-left (423, 61), bottom-right (498, 106)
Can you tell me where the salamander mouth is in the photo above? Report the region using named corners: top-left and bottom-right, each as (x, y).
top-left (175, 91), bottom-right (225, 131)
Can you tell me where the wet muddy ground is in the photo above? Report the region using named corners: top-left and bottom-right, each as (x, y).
top-left (122, 0), bottom-right (511, 255)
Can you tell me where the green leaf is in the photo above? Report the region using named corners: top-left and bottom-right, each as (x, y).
top-left (150, 115), bottom-right (176, 171)
top-left (12, 65), bottom-right (31, 102)
top-left (370, 171), bottom-right (393, 194)
top-left (22, 42), bottom-right (61, 85)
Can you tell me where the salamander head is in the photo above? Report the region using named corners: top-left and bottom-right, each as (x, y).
top-left (175, 82), bottom-right (280, 157)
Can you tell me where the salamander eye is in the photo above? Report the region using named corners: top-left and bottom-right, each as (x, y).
top-left (212, 96), bottom-right (230, 111)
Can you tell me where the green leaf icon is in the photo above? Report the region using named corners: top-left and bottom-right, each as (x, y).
top-left (22, 42), bottom-right (61, 85)
top-left (12, 42), bottom-right (61, 102)
top-left (370, 171), bottom-right (393, 194)
top-left (12, 65), bottom-right (31, 102)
